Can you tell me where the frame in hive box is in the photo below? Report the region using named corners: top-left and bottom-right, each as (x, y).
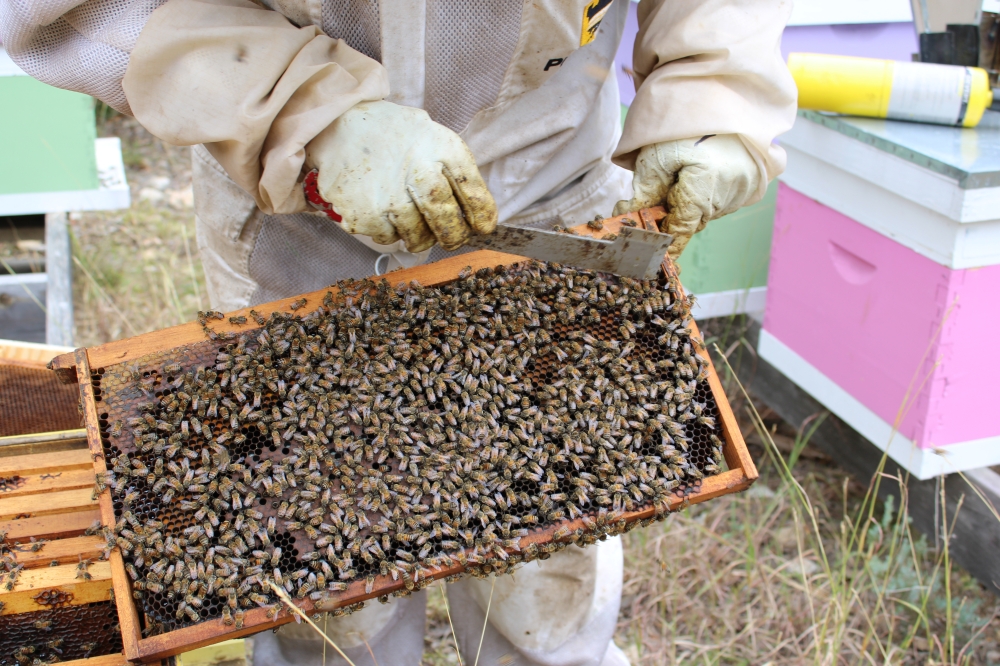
top-left (0, 347), bottom-right (168, 665)
top-left (50, 209), bottom-right (758, 662)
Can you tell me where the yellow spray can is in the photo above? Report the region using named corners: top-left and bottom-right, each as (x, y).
top-left (788, 52), bottom-right (995, 128)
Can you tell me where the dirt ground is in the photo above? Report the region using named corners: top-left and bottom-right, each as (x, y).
top-left (75, 116), bottom-right (999, 665)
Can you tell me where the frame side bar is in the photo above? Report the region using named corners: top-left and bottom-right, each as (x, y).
top-left (75, 348), bottom-right (144, 660)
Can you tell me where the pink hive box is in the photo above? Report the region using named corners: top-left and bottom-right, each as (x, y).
top-left (761, 184), bottom-right (1000, 479)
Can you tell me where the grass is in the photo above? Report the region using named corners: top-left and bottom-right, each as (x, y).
top-left (604, 326), bottom-right (1000, 666)
top-left (71, 115), bottom-right (203, 346)
top-left (78, 117), bottom-right (1000, 665)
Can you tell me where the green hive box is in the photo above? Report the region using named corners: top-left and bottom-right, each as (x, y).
top-left (0, 49), bottom-right (128, 216)
top-left (0, 76), bottom-right (99, 196)
top-left (1, 51), bottom-right (129, 346)
top-left (677, 180), bottom-right (776, 319)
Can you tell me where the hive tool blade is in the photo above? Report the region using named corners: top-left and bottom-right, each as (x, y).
top-left (465, 225), bottom-right (673, 281)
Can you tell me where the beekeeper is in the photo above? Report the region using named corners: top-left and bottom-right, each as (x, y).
top-left (3, 0), bottom-right (795, 663)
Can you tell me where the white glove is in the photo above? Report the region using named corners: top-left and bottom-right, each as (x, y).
top-left (305, 101), bottom-right (498, 252)
top-left (614, 134), bottom-right (762, 259)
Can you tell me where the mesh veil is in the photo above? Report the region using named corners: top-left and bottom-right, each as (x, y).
top-left (248, 212), bottom-right (382, 305)
top-left (2, 0), bottom-right (522, 127)
top-left (321, 0), bottom-right (380, 62)
top-left (423, 0), bottom-right (522, 132)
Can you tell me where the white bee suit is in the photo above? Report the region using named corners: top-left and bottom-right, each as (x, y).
top-left (1, 0), bottom-right (795, 662)
top-left (250, 538), bottom-right (628, 666)
top-left (1, 0), bottom-right (795, 309)
top-left (139, 0), bottom-right (641, 309)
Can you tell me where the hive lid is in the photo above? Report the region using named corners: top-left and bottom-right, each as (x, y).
top-left (796, 109), bottom-right (1000, 190)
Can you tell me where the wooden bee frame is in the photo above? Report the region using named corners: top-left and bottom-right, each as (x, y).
top-left (51, 208), bottom-right (757, 662)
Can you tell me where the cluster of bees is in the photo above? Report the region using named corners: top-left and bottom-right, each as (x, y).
top-left (0, 529), bottom-right (28, 596)
top-left (2, 527), bottom-right (114, 663)
top-left (555, 213), bottom-right (638, 239)
top-left (99, 261), bottom-right (723, 634)
top-left (5, 616), bottom-right (106, 666)
top-left (7, 638), bottom-right (100, 666)
top-left (0, 475), bottom-right (23, 492)
top-left (1, 548), bottom-right (98, 664)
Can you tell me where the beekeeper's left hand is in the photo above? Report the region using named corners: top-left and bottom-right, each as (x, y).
top-left (614, 134), bottom-right (763, 259)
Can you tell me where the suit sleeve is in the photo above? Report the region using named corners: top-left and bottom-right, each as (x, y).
top-left (0, 0), bottom-right (166, 114)
top-left (613, 0), bottom-right (798, 183)
top-left (122, 0), bottom-right (388, 215)
top-left (2, 0), bottom-right (390, 216)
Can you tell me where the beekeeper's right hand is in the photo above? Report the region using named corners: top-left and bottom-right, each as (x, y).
top-left (305, 101), bottom-right (498, 253)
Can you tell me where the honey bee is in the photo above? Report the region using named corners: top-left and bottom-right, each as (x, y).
top-left (104, 262), bottom-right (718, 617)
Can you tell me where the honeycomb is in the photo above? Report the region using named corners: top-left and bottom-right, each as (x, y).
top-left (0, 601), bottom-right (123, 664)
top-left (0, 363), bottom-right (82, 437)
top-left (88, 262), bottom-right (723, 637)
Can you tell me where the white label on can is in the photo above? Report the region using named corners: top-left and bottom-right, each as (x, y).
top-left (887, 62), bottom-right (967, 125)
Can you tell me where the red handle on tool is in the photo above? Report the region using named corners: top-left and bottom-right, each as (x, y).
top-left (303, 169), bottom-right (342, 223)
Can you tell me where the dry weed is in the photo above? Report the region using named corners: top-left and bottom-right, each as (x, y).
top-left (71, 115), bottom-right (202, 347)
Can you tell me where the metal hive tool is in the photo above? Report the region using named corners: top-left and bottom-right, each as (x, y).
top-left (52, 209), bottom-right (758, 662)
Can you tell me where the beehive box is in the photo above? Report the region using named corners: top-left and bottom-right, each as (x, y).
top-left (0, 340), bottom-right (81, 439)
top-left (0, 442), bottom-right (125, 665)
top-left (50, 210), bottom-right (758, 662)
top-left (0, 341), bottom-right (175, 666)
top-left (676, 180), bottom-right (776, 319)
top-left (765, 109), bottom-right (1000, 477)
top-left (0, 46), bottom-right (130, 217)
top-left (762, 183), bottom-right (1000, 478)
top-left (0, 341), bottom-right (158, 666)
top-left (0, 347), bottom-right (155, 666)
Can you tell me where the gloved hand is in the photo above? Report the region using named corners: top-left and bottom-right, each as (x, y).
top-left (305, 101), bottom-right (498, 253)
top-left (613, 134), bottom-right (762, 259)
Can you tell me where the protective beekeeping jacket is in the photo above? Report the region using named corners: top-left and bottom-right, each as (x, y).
top-left (1, 0), bottom-right (795, 310)
top-left (0, 3), bottom-right (793, 662)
